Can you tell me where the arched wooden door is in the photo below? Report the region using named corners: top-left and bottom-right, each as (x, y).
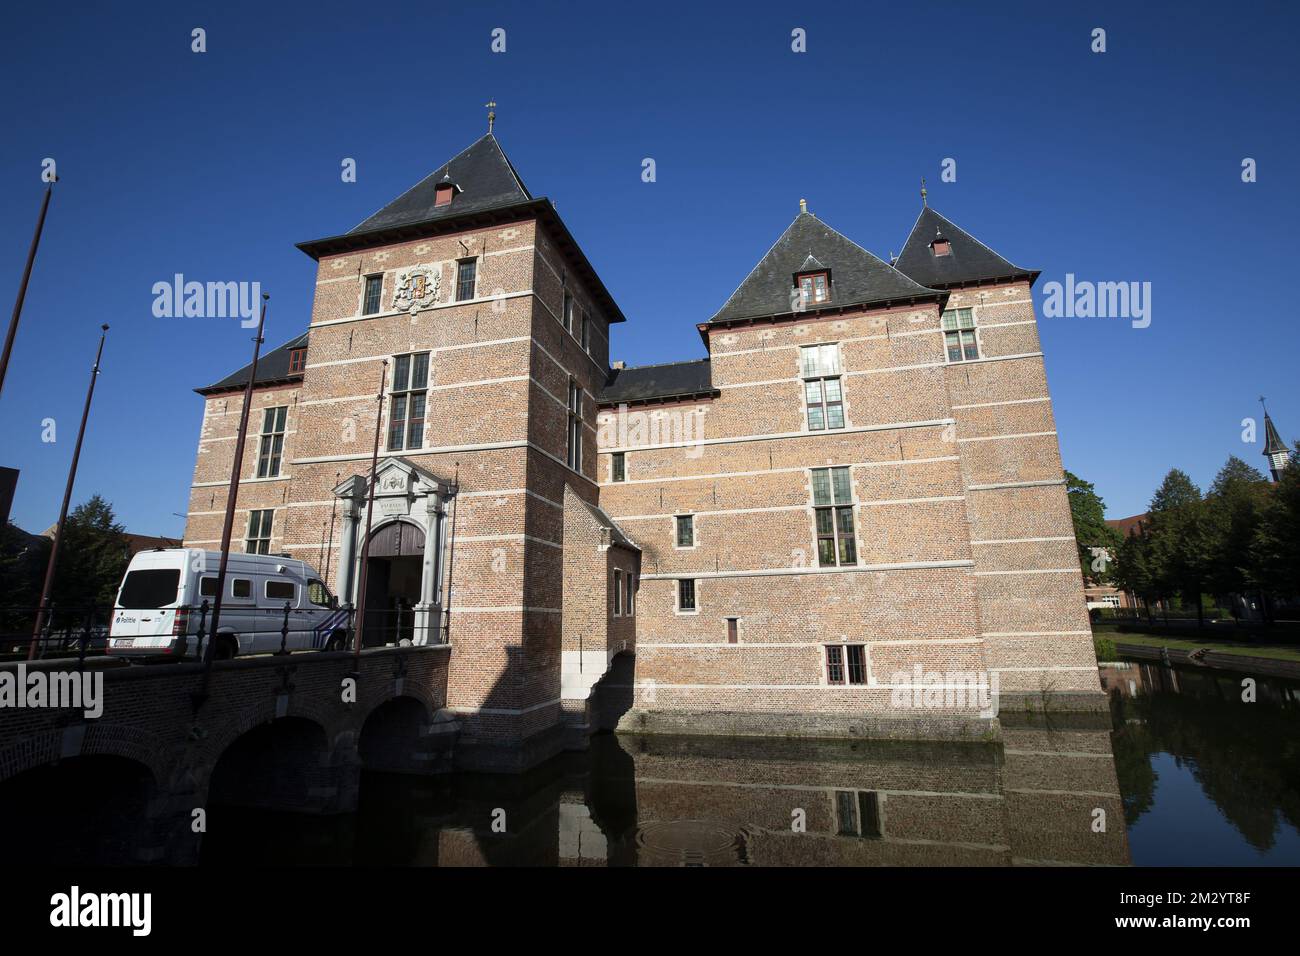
top-left (367, 519), bottom-right (425, 558)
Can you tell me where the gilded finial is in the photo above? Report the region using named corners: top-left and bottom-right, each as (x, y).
top-left (485, 100), bottom-right (497, 133)
top-left (799, 198), bottom-right (807, 214)
top-left (920, 176), bottom-right (928, 207)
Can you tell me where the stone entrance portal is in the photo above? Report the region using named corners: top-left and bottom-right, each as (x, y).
top-left (332, 458), bottom-right (457, 646)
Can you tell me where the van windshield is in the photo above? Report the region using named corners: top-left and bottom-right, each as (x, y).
top-left (118, 569), bottom-right (181, 609)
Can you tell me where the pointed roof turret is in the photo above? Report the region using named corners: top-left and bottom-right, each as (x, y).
top-left (1262, 409), bottom-right (1287, 456)
top-left (1260, 400), bottom-right (1291, 482)
top-left (709, 210), bottom-right (941, 324)
top-left (894, 206), bottom-right (1037, 289)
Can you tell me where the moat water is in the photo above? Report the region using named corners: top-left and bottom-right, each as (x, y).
top-left (195, 660), bottom-right (1300, 866)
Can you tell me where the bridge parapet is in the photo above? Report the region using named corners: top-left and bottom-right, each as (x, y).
top-left (0, 646), bottom-right (454, 864)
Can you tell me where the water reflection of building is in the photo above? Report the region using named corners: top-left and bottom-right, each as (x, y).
top-left (345, 723), bottom-right (1129, 866)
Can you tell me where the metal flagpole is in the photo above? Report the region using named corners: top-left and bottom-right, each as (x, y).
top-left (28, 324), bottom-right (108, 659)
top-left (352, 361), bottom-right (389, 665)
top-left (201, 295), bottom-right (269, 670)
top-left (0, 182), bottom-right (55, 399)
top-left (322, 469), bottom-right (340, 588)
top-left (441, 462), bottom-right (459, 643)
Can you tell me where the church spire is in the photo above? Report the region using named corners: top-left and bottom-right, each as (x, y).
top-left (1260, 397), bottom-right (1290, 482)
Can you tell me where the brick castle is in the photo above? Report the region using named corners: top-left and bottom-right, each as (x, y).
top-left (183, 132), bottom-right (1101, 770)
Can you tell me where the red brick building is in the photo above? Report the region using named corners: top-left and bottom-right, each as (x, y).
top-left (184, 133), bottom-right (1100, 769)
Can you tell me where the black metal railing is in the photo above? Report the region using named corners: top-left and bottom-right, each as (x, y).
top-left (1, 599), bottom-right (452, 663)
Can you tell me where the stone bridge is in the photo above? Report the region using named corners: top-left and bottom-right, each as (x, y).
top-left (0, 645), bottom-right (453, 864)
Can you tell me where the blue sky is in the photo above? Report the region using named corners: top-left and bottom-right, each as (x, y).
top-left (1, 1), bottom-right (1295, 538)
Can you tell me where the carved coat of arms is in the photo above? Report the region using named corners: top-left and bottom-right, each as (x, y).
top-left (393, 267), bottom-right (442, 314)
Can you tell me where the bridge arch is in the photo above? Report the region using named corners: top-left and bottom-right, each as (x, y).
top-left (0, 753), bottom-right (158, 864)
top-left (208, 715), bottom-right (335, 812)
top-left (0, 721), bottom-right (170, 785)
top-left (358, 694), bottom-right (431, 772)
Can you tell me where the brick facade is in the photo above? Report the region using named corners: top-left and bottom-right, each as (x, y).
top-left (183, 134), bottom-right (1101, 770)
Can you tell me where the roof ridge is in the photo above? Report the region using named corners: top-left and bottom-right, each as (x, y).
top-left (616, 357), bottom-right (710, 372)
top-left (927, 207), bottom-right (1033, 276)
top-left (710, 211), bottom-right (808, 321)
top-left (487, 133), bottom-right (532, 200)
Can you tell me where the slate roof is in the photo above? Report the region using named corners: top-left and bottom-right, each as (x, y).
top-left (576, 497), bottom-right (640, 552)
top-left (894, 206), bottom-right (1037, 289)
top-left (349, 134), bottom-right (531, 234)
top-left (599, 359), bottom-right (714, 405)
top-left (709, 211), bottom-right (941, 324)
top-left (1263, 412), bottom-right (1288, 456)
top-left (295, 133), bottom-right (626, 324)
top-left (195, 332), bottom-right (308, 395)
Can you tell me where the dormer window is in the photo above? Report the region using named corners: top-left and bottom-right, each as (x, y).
top-left (797, 271), bottom-right (830, 307)
top-left (288, 348), bottom-right (307, 374)
top-left (930, 234), bottom-right (952, 257)
top-left (434, 178), bottom-right (459, 207)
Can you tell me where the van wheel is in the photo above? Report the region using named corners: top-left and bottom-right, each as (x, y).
top-left (215, 636), bottom-right (238, 660)
top-left (326, 630), bottom-right (348, 652)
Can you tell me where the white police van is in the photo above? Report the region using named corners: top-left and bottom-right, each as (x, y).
top-left (107, 548), bottom-right (351, 660)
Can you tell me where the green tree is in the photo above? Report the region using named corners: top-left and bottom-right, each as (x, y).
top-left (1065, 470), bottom-right (1122, 583)
top-left (1203, 456), bottom-right (1270, 606)
top-left (49, 495), bottom-right (130, 611)
top-left (1112, 526), bottom-right (1156, 619)
top-left (1252, 442), bottom-right (1300, 605)
top-left (0, 522), bottom-right (51, 634)
top-left (1145, 469), bottom-right (1213, 627)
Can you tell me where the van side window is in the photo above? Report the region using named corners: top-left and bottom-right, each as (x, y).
top-left (307, 580), bottom-right (332, 607)
top-left (232, 579), bottom-right (251, 598)
top-left (266, 580), bottom-right (295, 601)
top-left (199, 577), bottom-right (218, 597)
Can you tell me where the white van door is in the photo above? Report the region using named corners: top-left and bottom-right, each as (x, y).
top-left (253, 576), bottom-right (299, 653)
top-left (111, 565), bottom-right (182, 647)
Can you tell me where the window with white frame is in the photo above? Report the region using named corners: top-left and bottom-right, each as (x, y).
top-left (677, 578), bottom-right (697, 613)
top-left (812, 466), bottom-right (856, 566)
top-left (388, 352), bottom-right (430, 451)
top-left (613, 568), bottom-right (623, 615)
top-left (455, 258), bottom-right (477, 302)
top-left (611, 451), bottom-right (625, 482)
top-left (825, 643), bottom-right (867, 685)
top-left (566, 378), bottom-right (583, 470)
top-left (245, 509), bottom-right (273, 555)
top-left (675, 514), bottom-right (694, 548)
top-left (624, 570), bottom-right (634, 616)
top-left (362, 274), bottom-right (383, 315)
top-left (800, 344), bottom-right (844, 431)
top-left (835, 789), bottom-right (882, 838)
top-left (563, 290), bottom-right (575, 334)
top-left (796, 271), bottom-right (830, 307)
top-left (256, 406), bottom-right (288, 478)
top-left (942, 308), bottom-right (979, 362)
